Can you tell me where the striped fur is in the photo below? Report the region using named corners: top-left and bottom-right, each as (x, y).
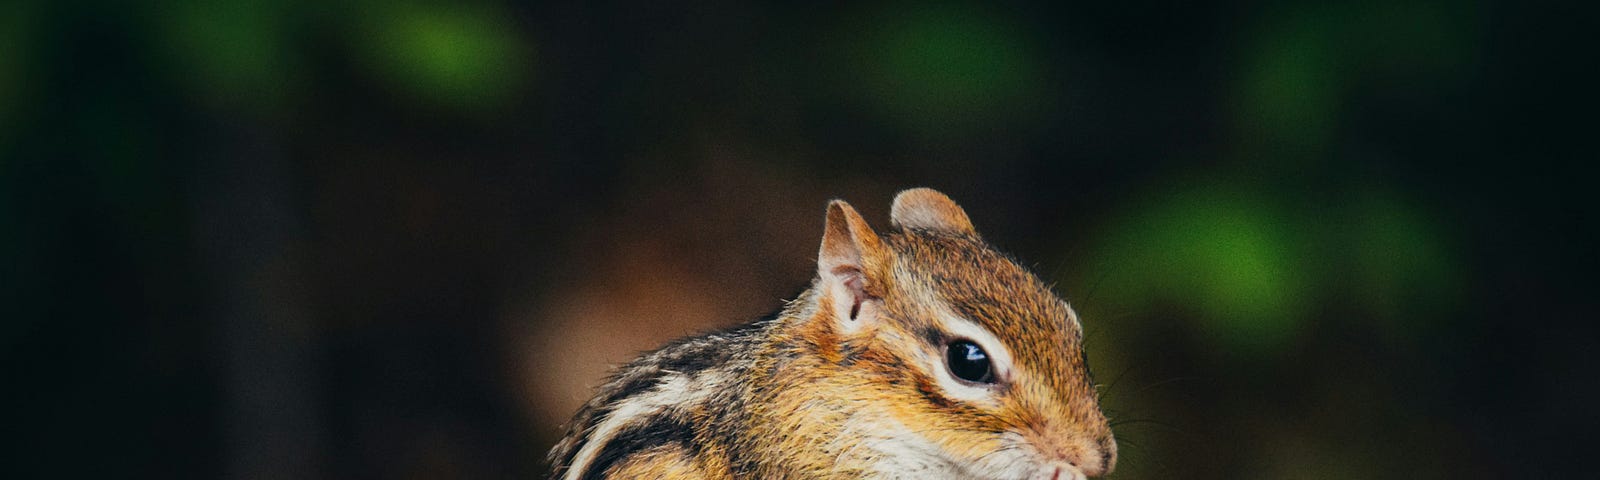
top-left (547, 189), bottom-right (1116, 479)
top-left (548, 323), bottom-right (766, 480)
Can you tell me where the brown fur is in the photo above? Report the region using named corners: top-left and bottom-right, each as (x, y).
top-left (548, 189), bottom-right (1115, 479)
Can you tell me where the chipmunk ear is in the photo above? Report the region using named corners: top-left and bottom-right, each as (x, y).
top-left (890, 188), bottom-right (977, 237)
top-left (818, 199), bottom-right (890, 336)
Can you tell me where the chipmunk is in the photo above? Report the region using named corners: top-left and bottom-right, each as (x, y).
top-left (547, 188), bottom-right (1116, 480)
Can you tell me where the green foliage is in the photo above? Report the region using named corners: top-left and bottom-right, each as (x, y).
top-left (354, 3), bottom-right (533, 111)
top-left (0, 0), bottom-right (38, 147)
top-left (1081, 179), bottom-right (1463, 356)
top-left (842, 3), bottom-right (1045, 135)
top-left (1088, 182), bottom-right (1312, 355)
top-left (1236, 10), bottom-right (1340, 155)
top-left (1233, 2), bottom-right (1476, 157)
top-left (156, 0), bottom-right (298, 113)
top-left (1340, 190), bottom-right (1463, 340)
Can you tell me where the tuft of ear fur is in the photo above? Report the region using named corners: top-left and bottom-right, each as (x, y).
top-left (890, 188), bottom-right (977, 237)
top-left (817, 200), bottom-right (890, 336)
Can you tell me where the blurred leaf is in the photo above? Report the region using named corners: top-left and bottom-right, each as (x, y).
top-left (1087, 182), bottom-right (1313, 355)
top-left (1343, 190), bottom-right (1463, 339)
top-left (1233, 2), bottom-right (1478, 160)
top-left (0, 0), bottom-right (38, 147)
top-left (1083, 177), bottom-right (1465, 357)
top-left (1345, 2), bottom-right (1476, 88)
top-left (354, 3), bottom-right (533, 112)
top-left (156, 0), bottom-right (296, 113)
top-left (1234, 7), bottom-right (1340, 156)
top-left (0, 4), bottom-right (36, 345)
top-left (843, 3), bottom-right (1045, 135)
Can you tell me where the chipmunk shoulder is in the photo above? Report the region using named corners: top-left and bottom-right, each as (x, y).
top-left (548, 188), bottom-right (1117, 480)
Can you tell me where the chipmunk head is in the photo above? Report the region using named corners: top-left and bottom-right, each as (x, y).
top-left (806, 188), bottom-right (1116, 480)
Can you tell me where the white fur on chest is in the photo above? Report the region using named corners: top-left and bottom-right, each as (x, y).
top-left (831, 410), bottom-right (1038, 480)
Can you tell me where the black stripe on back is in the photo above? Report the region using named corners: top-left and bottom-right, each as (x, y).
top-left (558, 330), bottom-right (744, 471)
top-left (580, 416), bottom-right (699, 480)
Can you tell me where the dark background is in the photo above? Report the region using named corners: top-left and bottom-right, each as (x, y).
top-left (3, 0), bottom-right (1595, 478)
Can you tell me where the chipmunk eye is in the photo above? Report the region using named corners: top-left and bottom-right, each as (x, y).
top-left (945, 340), bottom-right (994, 384)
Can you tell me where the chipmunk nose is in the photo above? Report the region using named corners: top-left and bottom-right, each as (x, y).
top-left (1053, 437), bottom-right (1113, 477)
top-left (1026, 418), bottom-right (1117, 476)
top-left (1044, 463), bottom-right (1087, 480)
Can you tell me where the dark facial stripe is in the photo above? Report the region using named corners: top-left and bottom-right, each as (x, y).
top-left (919, 325), bottom-right (945, 346)
top-left (915, 371), bottom-right (957, 410)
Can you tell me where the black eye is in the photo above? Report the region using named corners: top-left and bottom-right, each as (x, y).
top-left (946, 340), bottom-right (995, 383)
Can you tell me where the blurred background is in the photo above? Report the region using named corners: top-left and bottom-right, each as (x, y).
top-left (3, 0), bottom-right (1595, 478)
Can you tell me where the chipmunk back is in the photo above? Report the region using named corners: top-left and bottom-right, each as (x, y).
top-left (548, 188), bottom-right (1116, 480)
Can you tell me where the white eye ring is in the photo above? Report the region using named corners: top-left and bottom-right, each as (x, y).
top-left (945, 339), bottom-right (996, 384)
top-left (929, 312), bottom-right (1013, 404)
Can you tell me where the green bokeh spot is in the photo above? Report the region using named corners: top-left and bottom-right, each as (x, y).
top-left (1090, 185), bottom-right (1311, 355)
top-left (852, 4), bottom-right (1043, 133)
top-left (1235, 10), bottom-right (1339, 155)
top-left (1345, 2), bottom-right (1476, 88)
top-left (160, 0), bottom-right (293, 112)
top-left (362, 4), bottom-right (532, 111)
top-left (1344, 192), bottom-right (1462, 339)
top-left (1233, 2), bottom-right (1477, 160)
top-left (0, 1), bottom-right (39, 141)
